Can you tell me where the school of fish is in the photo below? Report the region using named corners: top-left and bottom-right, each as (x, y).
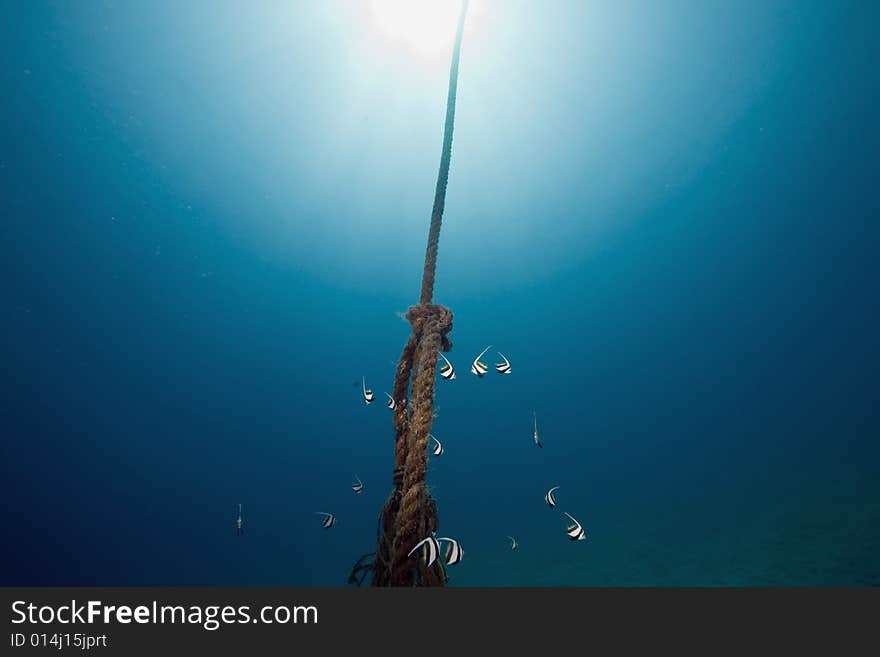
top-left (234, 346), bottom-right (589, 579)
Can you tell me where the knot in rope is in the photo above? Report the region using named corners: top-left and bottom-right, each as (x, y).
top-left (406, 303), bottom-right (454, 352)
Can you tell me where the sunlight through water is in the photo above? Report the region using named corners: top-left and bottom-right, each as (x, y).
top-left (369, 0), bottom-right (481, 57)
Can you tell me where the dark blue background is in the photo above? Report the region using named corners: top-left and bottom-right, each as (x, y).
top-left (2, 1), bottom-right (877, 585)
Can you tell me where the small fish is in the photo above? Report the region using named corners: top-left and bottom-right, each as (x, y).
top-left (495, 352), bottom-right (512, 374)
top-left (315, 512), bottom-right (337, 529)
top-left (564, 512), bottom-right (586, 541)
top-left (438, 352), bottom-right (456, 380)
top-left (437, 537), bottom-right (464, 565)
top-left (430, 434), bottom-right (444, 456)
top-left (362, 377), bottom-right (374, 405)
top-left (470, 345), bottom-right (492, 377)
top-left (533, 411), bottom-right (542, 448)
top-left (352, 475), bottom-right (364, 494)
top-left (545, 486), bottom-right (560, 508)
top-left (507, 535), bottom-right (518, 551)
top-left (234, 503), bottom-right (243, 536)
top-left (407, 535), bottom-right (442, 567)
top-left (385, 392), bottom-right (396, 410)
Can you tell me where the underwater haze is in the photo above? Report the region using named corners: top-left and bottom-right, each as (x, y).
top-left (2, 0), bottom-right (878, 586)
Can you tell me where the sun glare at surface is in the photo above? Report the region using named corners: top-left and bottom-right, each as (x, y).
top-left (369, 0), bottom-right (478, 57)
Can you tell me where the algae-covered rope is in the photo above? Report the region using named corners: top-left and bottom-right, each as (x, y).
top-left (371, 1), bottom-right (469, 587)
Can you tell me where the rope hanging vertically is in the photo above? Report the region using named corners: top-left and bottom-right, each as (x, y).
top-left (419, 0), bottom-right (468, 306)
top-left (371, 0), bottom-right (469, 587)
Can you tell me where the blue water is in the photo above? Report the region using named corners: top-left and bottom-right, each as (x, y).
top-left (2, 1), bottom-right (878, 586)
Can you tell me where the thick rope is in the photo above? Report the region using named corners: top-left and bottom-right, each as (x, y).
top-left (390, 306), bottom-right (452, 586)
top-left (371, 0), bottom-right (468, 588)
top-left (372, 307), bottom-right (452, 586)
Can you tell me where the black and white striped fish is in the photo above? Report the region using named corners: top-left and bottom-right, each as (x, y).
top-left (362, 377), bottom-right (374, 405)
top-left (533, 411), bottom-right (543, 448)
top-left (507, 536), bottom-right (518, 551)
top-left (495, 352), bottom-right (512, 374)
top-left (315, 512), bottom-right (337, 529)
top-left (545, 486), bottom-right (560, 507)
top-left (438, 352), bottom-right (456, 380)
top-left (352, 475), bottom-right (364, 494)
top-left (385, 392), bottom-right (396, 410)
top-left (437, 537), bottom-right (463, 565)
top-left (430, 434), bottom-right (444, 456)
top-left (470, 345), bottom-right (491, 377)
top-left (407, 536), bottom-right (442, 567)
top-left (564, 512), bottom-right (586, 541)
